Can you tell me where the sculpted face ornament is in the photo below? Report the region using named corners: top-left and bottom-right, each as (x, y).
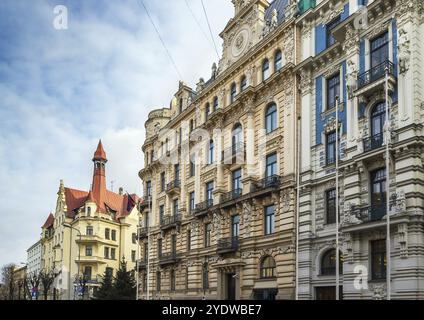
top-left (235, 33), bottom-right (244, 49)
top-left (231, 27), bottom-right (250, 58)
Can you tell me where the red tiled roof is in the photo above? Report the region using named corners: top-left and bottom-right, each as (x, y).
top-left (42, 213), bottom-right (54, 228)
top-left (64, 188), bottom-right (88, 218)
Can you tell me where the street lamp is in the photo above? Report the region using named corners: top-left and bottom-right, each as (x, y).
top-left (63, 223), bottom-right (82, 300)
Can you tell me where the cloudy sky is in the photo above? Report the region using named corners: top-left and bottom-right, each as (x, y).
top-left (0, 0), bottom-right (232, 267)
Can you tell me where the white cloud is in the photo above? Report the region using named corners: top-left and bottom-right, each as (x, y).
top-left (0, 0), bottom-right (233, 266)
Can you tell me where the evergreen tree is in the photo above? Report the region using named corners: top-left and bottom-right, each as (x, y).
top-left (93, 268), bottom-right (114, 300)
top-left (113, 257), bottom-right (136, 300)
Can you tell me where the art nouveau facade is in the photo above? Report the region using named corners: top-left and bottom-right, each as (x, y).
top-left (39, 141), bottom-right (140, 299)
top-left (297, 0), bottom-right (424, 299)
top-left (138, 0), bottom-right (299, 300)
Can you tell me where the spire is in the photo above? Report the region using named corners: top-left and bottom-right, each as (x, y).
top-left (93, 139), bottom-right (107, 161)
top-left (92, 140), bottom-right (107, 211)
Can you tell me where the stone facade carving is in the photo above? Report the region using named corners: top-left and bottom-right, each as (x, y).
top-left (346, 60), bottom-right (358, 98)
top-left (397, 28), bottom-right (411, 74)
top-left (397, 223), bottom-right (408, 259)
top-left (371, 284), bottom-right (387, 300)
top-left (261, 9), bottom-right (278, 39)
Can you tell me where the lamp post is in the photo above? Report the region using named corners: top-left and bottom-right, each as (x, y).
top-left (63, 223), bottom-right (82, 300)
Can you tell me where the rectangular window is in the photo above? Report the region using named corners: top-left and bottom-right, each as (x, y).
top-left (175, 164), bottom-right (180, 181)
top-left (264, 205), bottom-right (275, 235)
top-left (326, 131), bottom-right (337, 165)
top-left (84, 266), bottom-right (92, 280)
top-left (326, 189), bottom-right (336, 224)
top-left (131, 250), bottom-right (136, 262)
top-left (204, 223), bottom-right (212, 248)
top-left (156, 271), bottom-right (161, 292)
top-left (370, 32), bottom-right (389, 69)
top-left (171, 270), bottom-right (176, 291)
top-left (266, 153), bottom-right (277, 178)
top-left (173, 199), bottom-right (179, 216)
top-left (159, 205), bottom-right (165, 223)
top-left (86, 245), bottom-right (93, 257)
top-left (232, 169), bottom-right (242, 192)
top-left (146, 181), bottom-right (152, 197)
top-left (326, 16), bottom-right (341, 48)
top-left (326, 73), bottom-right (340, 109)
top-left (132, 233), bottom-right (137, 244)
top-left (190, 159), bottom-right (195, 177)
top-left (111, 230), bottom-right (116, 241)
top-left (86, 226), bottom-right (93, 236)
top-left (143, 273), bottom-right (147, 291)
top-left (157, 239), bottom-right (162, 258)
top-left (232, 215), bottom-right (240, 238)
top-left (105, 228), bottom-right (110, 240)
top-left (371, 240), bottom-right (387, 280)
top-left (111, 248), bottom-right (116, 260)
top-left (160, 172), bottom-right (166, 192)
top-left (144, 243), bottom-right (148, 261)
top-left (208, 140), bottom-right (214, 164)
top-left (104, 247), bottom-right (109, 259)
top-left (187, 229), bottom-right (191, 251)
top-left (171, 234), bottom-right (177, 255)
top-left (189, 192), bottom-right (195, 213)
top-left (206, 181), bottom-right (214, 203)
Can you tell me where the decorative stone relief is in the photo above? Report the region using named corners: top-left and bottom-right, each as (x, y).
top-left (341, 203), bottom-right (362, 226)
top-left (371, 284), bottom-right (386, 300)
top-left (261, 9), bottom-right (278, 39)
top-left (397, 223), bottom-right (408, 259)
top-left (342, 24), bottom-right (360, 55)
top-left (346, 60), bottom-right (358, 99)
top-left (242, 202), bottom-right (252, 237)
top-left (341, 232), bottom-right (353, 264)
top-left (397, 28), bottom-right (411, 74)
top-left (299, 68), bottom-right (312, 95)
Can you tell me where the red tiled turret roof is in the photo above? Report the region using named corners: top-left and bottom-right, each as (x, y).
top-left (93, 140), bottom-right (107, 161)
top-left (42, 213), bottom-right (55, 228)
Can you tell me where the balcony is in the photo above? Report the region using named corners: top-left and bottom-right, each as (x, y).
top-left (356, 60), bottom-right (396, 97)
top-left (298, 0), bottom-right (316, 15)
top-left (250, 175), bottom-right (281, 197)
top-left (355, 204), bottom-right (387, 223)
top-left (220, 189), bottom-right (242, 208)
top-left (363, 133), bottom-right (384, 153)
top-left (166, 179), bottom-right (181, 194)
top-left (139, 195), bottom-right (152, 210)
top-left (217, 237), bottom-right (239, 255)
top-left (160, 214), bottom-right (182, 231)
top-left (222, 142), bottom-right (245, 165)
top-left (159, 252), bottom-right (181, 267)
top-left (194, 199), bottom-right (214, 217)
top-left (136, 259), bottom-right (148, 271)
top-left (136, 227), bottom-right (148, 240)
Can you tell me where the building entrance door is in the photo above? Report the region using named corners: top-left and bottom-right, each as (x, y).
top-left (226, 273), bottom-right (236, 300)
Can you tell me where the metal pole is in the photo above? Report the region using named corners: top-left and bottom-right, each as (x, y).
top-left (335, 96), bottom-right (340, 301)
top-left (295, 115), bottom-right (301, 300)
top-left (385, 66), bottom-right (391, 300)
top-left (136, 221), bottom-right (140, 300)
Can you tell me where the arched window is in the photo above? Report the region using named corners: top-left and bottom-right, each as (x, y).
top-left (265, 103), bottom-right (277, 134)
top-left (240, 75), bottom-right (247, 92)
top-left (262, 58), bottom-right (270, 81)
top-left (208, 139), bottom-right (214, 165)
top-left (213, 96), bottom-right (219, 111)
top-left (202, 263), bottom-right (209, 290)
top-left (232, 123), bottom-right (243, 154)
top-left (260, 256), bottom-right (276, 278)
top-left (274, 50), bottom-right (282, 71)
top-left (321, 249), bottom-right (343, 275)
top-left (205, 103), bottom-right (211, 120)
top-left (230, 83), bottom-right (237, 103)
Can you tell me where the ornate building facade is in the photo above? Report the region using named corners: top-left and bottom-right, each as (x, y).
top-left (297, 0), bottom-right (424, 299)
top-left (138, 0), bottom-right (299, 300)
top-left (39, 141), bottom-right (140, 299)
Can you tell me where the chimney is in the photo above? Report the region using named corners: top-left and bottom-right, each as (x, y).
top-left (119, 187), bottom-right (124, 195)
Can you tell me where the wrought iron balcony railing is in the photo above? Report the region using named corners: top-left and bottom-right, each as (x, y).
top-left (357, 60), bottom-right (395, 89)
top-left (136, 227), bottom-right (148, 240)
top-left (194, 199), bottom-right (214, 214)
top-left (363, 133), bottom-right (384, 153)
top-left (356, 204), bottom-right (387, 223)
top-left (160, 214), bottom-right (182, 229)
top-left (217, 237), bottom-right (239, 254)
top-left (222, 142), bottom-right (245, 163)
top-left (251, 175), bottom-right (281, 192)
top-left (166, 179), bottom-right (181, 193)
top-left (220, 189), bottom-right (242, 204)
top-left (159, 252), bottom-right (181, 266)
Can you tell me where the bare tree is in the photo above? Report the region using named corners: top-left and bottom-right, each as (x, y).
top-left (1, 264), bottom-right (16, 300)
top-left (39, 270), bottom-right (57, 300)
top-left (25, 272), bottom-right (41, 300)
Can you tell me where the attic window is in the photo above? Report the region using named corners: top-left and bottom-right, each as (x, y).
top-left (87, 206), bottom-right (91, 217)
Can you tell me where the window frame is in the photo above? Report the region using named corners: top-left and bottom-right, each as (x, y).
top-left (265, 103), bottom-right (277, 134)
top-left (264, 205), bottom-right (275, 235)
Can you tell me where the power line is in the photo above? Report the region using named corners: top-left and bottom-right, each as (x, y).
top-left (200, 0), bottom-right (220, 60)
top-left (184, 0), bottom-right (218, 58)
top-left (137, 0), bottom-right (183, 80)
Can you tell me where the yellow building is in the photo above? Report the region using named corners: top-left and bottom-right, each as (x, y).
top-left (40, 141), bottom-right (140, 299)
top-left (138, 0), bottom-right (298, 300)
